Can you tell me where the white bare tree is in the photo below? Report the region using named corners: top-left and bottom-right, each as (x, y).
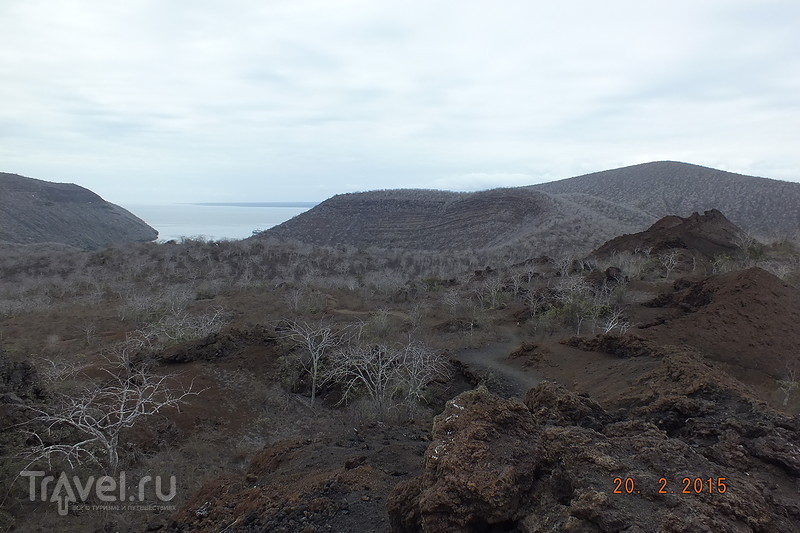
top-left (442, 289), bottom-right (461, 317)
top-left (508, 272), bottom-right (525, 297)
top-left (283, 287), bottom-right (307, 313)
top-left (601, 307), bottom-right (630, 334)
top-left (660, 250), bottom-right (681, 279)
top-left (556, 255), bottom-right (575, 278)
top-left (326, 341), bottom-right (451, 416)
top-left (22, 366), bottom-right (199, 472)
top-left (778, 363), bottom-right (798, 407)
top-left (326, 344), bottom-right (404, 413)
top-left (140, 306), bottom-right (227, 347)
top-left (277, 320), bottom-right (350, 406)
top-left (734, 231), bottom-right (764, 266)
top-left (399, 343), bottom-right (451, 406)
top-left (521, 290), bottom-right (546, 318)
top-left (475, 276), bottom-right (503, 310)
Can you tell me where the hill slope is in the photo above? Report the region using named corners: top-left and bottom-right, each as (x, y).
top-left (265, 188), bottom-right (653, 254)
top-left (640, 267), bottom-right (800, 378)
top-left (265, 161), bottom-right (800, 253)
top-left (0, 173), bottom-right (157, 249)
top-left (531, 161), bottom-right (800, 237)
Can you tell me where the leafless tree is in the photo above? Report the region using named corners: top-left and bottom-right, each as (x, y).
top-left (82, 322), bottom-right (97, 347)
top-left (442, 289), bottom-right (461, 317)
top-left (778, 363), bottom-right (798, 407)
top-left (712, 254), bottom-right (735, 274)
top-left (475, 276), bottom-right (503, 310)
top-left (283, 287), bottom-right (307, 313)
top-left (38, 357), bottom-right (93, 390)
top-left (735, 232), bottom-right (766, 267)
top-left (368, 308), bottom-right (392, 338)
top-left (277, 320), bottom-right (350, 406)
top-left (556, 255), bottom-right (574, 278)
top-left (556, 275), bottom-right (590, 299)
top-left (407, 302), bottom-right (427, 333)
top-left (600, 307), bottom-right (630, 334)
top-left (22, 366), bottom-right (199, 472)
top-left (764, 261), bottom-right (791, 280)
top-left (399, 343), bottom-right (451, 407)
top-left (508, 272), bottom-right (525, 297)
top-left (617, 251), bottom-right (646, 280)
top-left (326, 341), bottom-right (450, 416)
top-left (140, 306), bottom-right (227, 348)
top-left (326, 344), bottom-right (404, 413)
top-left (518, 286), bottom-right (547, 318)
top-left (660, 250), bottom-right (681, 279)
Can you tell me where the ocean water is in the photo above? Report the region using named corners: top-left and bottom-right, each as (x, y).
top-left (121, 203), bottom-right (313, 242)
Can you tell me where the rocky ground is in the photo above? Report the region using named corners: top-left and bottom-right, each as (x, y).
top-left (2, 210), bottom-right (799, 532)
top-left (390, 356), bottom-right (800, 532)
top-left (163, 278), bottom-right (800, 531)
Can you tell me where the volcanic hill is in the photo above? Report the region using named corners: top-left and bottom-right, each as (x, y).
top-left (532, 161), bottom-right (800, 237)
top-left (0, 172), bottom-right (157, 249)
top-left (265, 161), bottom-right (800, 252)
top-left (263, 187), bottom-right (656, 255)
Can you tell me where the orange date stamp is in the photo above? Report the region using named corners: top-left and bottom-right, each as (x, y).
top-left (612, 476), bottom-right (728, 495)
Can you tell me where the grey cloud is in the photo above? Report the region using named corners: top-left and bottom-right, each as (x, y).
top-left (1, 0), bottom-right (798, 204)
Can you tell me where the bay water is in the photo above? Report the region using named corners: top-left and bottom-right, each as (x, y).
top-left (121, 203), bottom-right (314, 242)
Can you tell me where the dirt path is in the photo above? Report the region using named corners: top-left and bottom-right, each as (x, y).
top-left (330, 307), bottom-right (540, 398)
top-left (453, 327), bottom-right (541, 398)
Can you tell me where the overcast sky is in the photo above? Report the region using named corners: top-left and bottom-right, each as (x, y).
top-left (1, 0), bottom-right (799, 204)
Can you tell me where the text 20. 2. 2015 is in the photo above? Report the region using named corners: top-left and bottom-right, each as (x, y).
top-left (613, 477), bottom-right (728, 495)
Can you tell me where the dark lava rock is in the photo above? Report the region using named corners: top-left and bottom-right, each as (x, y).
top-left (389, 364), bottom-right (800, 533)
top-left (593, 209), bottom-right (742, 259)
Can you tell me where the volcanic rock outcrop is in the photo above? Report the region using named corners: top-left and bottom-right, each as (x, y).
top-left (389, 364), bottom-right (800, 532)
top-left (593, 209), bottom-right (743, 258)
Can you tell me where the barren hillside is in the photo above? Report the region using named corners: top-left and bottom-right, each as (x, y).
top-left (265, 161), bottom-right (800, 252)
top-left (265, 187), bottom-right (652, 254)
top-left (0, 172), bottom-right (157, 249)
top-left (532, 161), bottom-right (800, 238)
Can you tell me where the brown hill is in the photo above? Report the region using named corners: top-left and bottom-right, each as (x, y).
top-left (640, 267), bottom-right (800, 379)
top-left (532, 160), bottom-right (800, 238)
top-left (593, 209), bottom-right (743, 258)
top-left (0, 172), bottom-right (157, 249)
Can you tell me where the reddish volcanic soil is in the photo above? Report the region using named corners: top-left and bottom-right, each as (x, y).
top-left (593, 209), bottom-right (742, 258)
top-left (639, 267), bottom-right (800, 382)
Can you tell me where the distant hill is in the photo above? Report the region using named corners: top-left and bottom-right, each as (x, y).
top-left (264, 187), bottom-right (653, 255)
top-left (531, 161), bottom-right (800, 238)
top-left (0, 173), bottom-right (157, 249)
top-left (263, 161), bottom-right (800, 253)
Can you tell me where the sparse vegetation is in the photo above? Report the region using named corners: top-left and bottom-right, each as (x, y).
top-left (778, 363), bottom-right (798, 407)
top-left (1, 195), bottom-right (800, 531)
